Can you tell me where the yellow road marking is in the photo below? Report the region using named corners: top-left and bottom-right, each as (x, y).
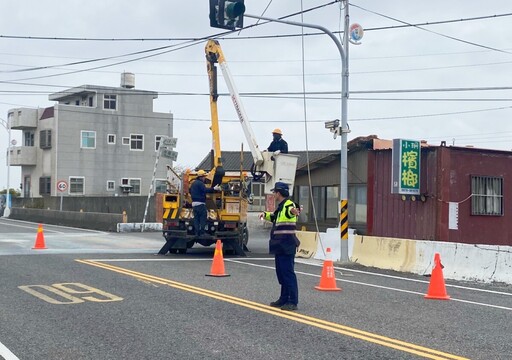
top-left (76, 259), bottom-right (469, 360)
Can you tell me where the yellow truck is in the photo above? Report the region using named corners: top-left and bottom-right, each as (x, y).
top-left (159, 40), bottom-right (297, 256)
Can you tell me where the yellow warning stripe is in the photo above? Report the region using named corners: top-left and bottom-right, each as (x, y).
top-left (340, 199), bottom-right (348, 239)
top-left (163, 208), bottom-right (178, 220)
top-left (76, 259), bottom-right (469, 360)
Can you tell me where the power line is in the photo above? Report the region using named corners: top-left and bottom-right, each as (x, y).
top-left (1, 10), bottom-right (510, 43)
top-left (351, 4), bottom-right (512, 55)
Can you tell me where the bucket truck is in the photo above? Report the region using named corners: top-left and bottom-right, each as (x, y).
top-left (159, 39), bottom-right (297, 256)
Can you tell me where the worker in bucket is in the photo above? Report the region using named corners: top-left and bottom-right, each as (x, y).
top-left (260, 181), bottom-right (301, 311)
top-left (267, 128), bottom-right (288, 154)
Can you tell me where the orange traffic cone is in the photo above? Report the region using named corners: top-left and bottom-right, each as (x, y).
top-left (206, 240), bottom-right (230, 277)
top-left (32, 224), bottom-right (47, 250)
top-left (315, 248), bottom-right (341, 291)
top-left (425, 253), bottom-right (450, 300)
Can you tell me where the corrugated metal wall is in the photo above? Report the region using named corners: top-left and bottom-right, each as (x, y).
top-left (369, 146), bottom-right (512, 246)
top-left (369, 148), bottom-right (437, 240)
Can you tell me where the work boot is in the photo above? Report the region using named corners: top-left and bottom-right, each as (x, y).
top-left (280, 303), bottom-right (298, 311)
top-left (269, 300), bottom-right (286, 308)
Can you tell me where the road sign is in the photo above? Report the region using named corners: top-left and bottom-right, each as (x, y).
top-left (57, 180), bottom-right (68, 192)
top-left (161, 137), bottom-right (177, 148)
top-left (161, 149), bottom-right (178, 161)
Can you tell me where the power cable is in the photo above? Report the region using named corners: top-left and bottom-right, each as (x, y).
top-left (299, 0), bottom-right (322, 244)
top-left (0, 10), bottom-right (509, 42)
top-left (351, 4), bottom-right (512, 55)
top-left (0, 1), bottom-right (337, 82)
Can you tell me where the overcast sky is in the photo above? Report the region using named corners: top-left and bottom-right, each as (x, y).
top-left (1, 1), bottom-right (512, 191)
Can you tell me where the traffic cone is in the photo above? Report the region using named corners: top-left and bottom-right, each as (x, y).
top-left (315, 248), bottom-right (341, 291)
top-left (32, 224), bottom-right (47, 250)
top-left (425, 253), bottom-right (450, 300)
top-left (206, 240), bottom-right (230, 277)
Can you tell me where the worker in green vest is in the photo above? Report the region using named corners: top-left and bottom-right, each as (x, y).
top-left (261, 181), bottom-right (301, 311)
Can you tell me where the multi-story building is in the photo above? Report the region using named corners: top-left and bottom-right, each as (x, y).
top-left (8, 73), bottom-right (173, 197)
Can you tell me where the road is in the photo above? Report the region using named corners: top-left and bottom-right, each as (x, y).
top-left (1, 218), bottom-right (511, 359)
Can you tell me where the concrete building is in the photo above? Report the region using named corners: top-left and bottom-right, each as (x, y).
top-left (7, 73), bottom-right (173, 198)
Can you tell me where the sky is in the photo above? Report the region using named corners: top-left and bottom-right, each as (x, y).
top-left (1, 0), bottom-right (512, 191)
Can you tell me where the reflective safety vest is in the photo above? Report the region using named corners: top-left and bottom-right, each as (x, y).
top-left (263, 198), bottom-right (300, 255)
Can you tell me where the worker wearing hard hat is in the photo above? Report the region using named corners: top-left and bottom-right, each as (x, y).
top-left (267, 128), bottom-right (288, 154)
top-left (260, 181), bottom-right (301, 311)
top-left (190, 170), bottom-right (218, 237)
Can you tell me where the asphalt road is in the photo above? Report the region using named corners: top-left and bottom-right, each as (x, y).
top-left (1, 218), bottom-right (511, 359)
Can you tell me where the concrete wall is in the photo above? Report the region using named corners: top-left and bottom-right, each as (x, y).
top-left (9, 207), bottom-right (122, 232)
top-left (12, 195), bottom-right (157, 223)
top-left (349, 235), bottom-right (512, 284)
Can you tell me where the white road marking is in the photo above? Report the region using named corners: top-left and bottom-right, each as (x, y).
top-left (0, 218), bottom-right (107, 234)
top-left (0, 341), bottom-right (20, 360)
top-left (300, 261), bottom-right (512, 297)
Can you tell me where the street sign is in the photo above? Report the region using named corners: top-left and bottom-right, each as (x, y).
top-left (57, 180), bottom-right (68, 192)
top-left (161, 137), bottom-right (177, 148)
top-left (161, 149), bottom-right (178, 161)
top-left (349, 23), bottom-right (364, 43)
top-left (391, 139), bottom-right (421, 195)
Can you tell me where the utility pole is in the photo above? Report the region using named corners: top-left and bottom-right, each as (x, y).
top-left (0, 116), bottom-right (11, 217)
top-left (244, 6), bottom-right (350, 261)
top-left (210, 0), bottom-right (352, 260)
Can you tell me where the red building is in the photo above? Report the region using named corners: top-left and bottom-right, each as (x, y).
top-left (367, 139), bottom-right (510, 246)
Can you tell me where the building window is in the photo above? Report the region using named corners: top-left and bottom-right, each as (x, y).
top-left (40, 130), bottom-right (52, 149)
top-left (120, 178), bottom-right (141, 194)
top-left (296, 186), bottom-right (310, 221)
top-left (39, 177), bottom-right (51, 195)
top-left (24, 131), bottom-right (34, 146)
top-left (69, 177), bottom-right (85, 195)
top-left (130, 134), bottom-right (144, 151)
top-left (88, 96), bottom-right (94, 107)
top-left (312, 187), bottom-right (326, 220)
top-left (122, 137), bottom-right (130, 145)
top-left (129, 179), bottom-right (141, 194)
top-left (348, 184), bottom-right (367, 223)
top-left (108, 134), bottom-right (116, 145)
top-left (103, 94), bottom-right (117, 110)
top-left (81, 131), bottom-right (96, 149)
top-left (107, 180), bottom-right (115, 191)
top-left (155, 135), bottom-right (164, 151)
top-left (471, 176), bottom-right (503, 216)
top-left (154, 179), bottom-right (167, 193)
top-left (326, 186), bottom-right (339, 219)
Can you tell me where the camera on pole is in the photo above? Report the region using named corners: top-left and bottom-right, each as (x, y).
top-left (209, 0), bottom-right (245, 30)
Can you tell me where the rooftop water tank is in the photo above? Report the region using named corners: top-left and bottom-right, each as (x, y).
top-left (121, 72), bottom-right (135, 89)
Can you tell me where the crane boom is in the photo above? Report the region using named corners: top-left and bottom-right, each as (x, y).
top-left (205, 39), bottom-right (298, 194)
top-left (205, 39), bottom-right (264, 166)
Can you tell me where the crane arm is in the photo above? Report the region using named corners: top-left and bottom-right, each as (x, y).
top-left (205, 39), bottom-right (264, 166)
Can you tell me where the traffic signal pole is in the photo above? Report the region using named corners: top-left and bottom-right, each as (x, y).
top-left (244, 3), bottom-right (350, 261)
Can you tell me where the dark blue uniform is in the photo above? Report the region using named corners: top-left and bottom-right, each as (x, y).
top-left (267, 135), bottom-right (288, 154)
top-left (263, 196), bottom-right (300, 308)
top-left (189, 178), bottom-right (214, 236)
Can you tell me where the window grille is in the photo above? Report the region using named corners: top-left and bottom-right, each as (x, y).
top-left (471, 176), bottom-right (503, 216)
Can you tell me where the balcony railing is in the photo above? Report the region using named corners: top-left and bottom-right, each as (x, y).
top-left (8, 146), bottom-right (37, 166)
top-left (9, 108), bottom-right (38, 129)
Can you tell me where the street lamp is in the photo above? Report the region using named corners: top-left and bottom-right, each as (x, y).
top-left (0, 116), bottom-right (11, 217)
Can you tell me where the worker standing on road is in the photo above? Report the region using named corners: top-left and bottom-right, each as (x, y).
top-left (261, 181), bottom-right (300, 311)
top-left (267, 128), bottom-right (288, 154)
top-left (190, 170), bottom-right (215, 237)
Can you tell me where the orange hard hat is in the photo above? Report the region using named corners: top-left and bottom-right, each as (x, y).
top-left (196, 170), bottom-right (207, 177)
top-left (272, 128), bottom-right (282, 135)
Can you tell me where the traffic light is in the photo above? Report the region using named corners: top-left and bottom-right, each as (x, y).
top-left (209, 0), bottom-right (245, 30)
